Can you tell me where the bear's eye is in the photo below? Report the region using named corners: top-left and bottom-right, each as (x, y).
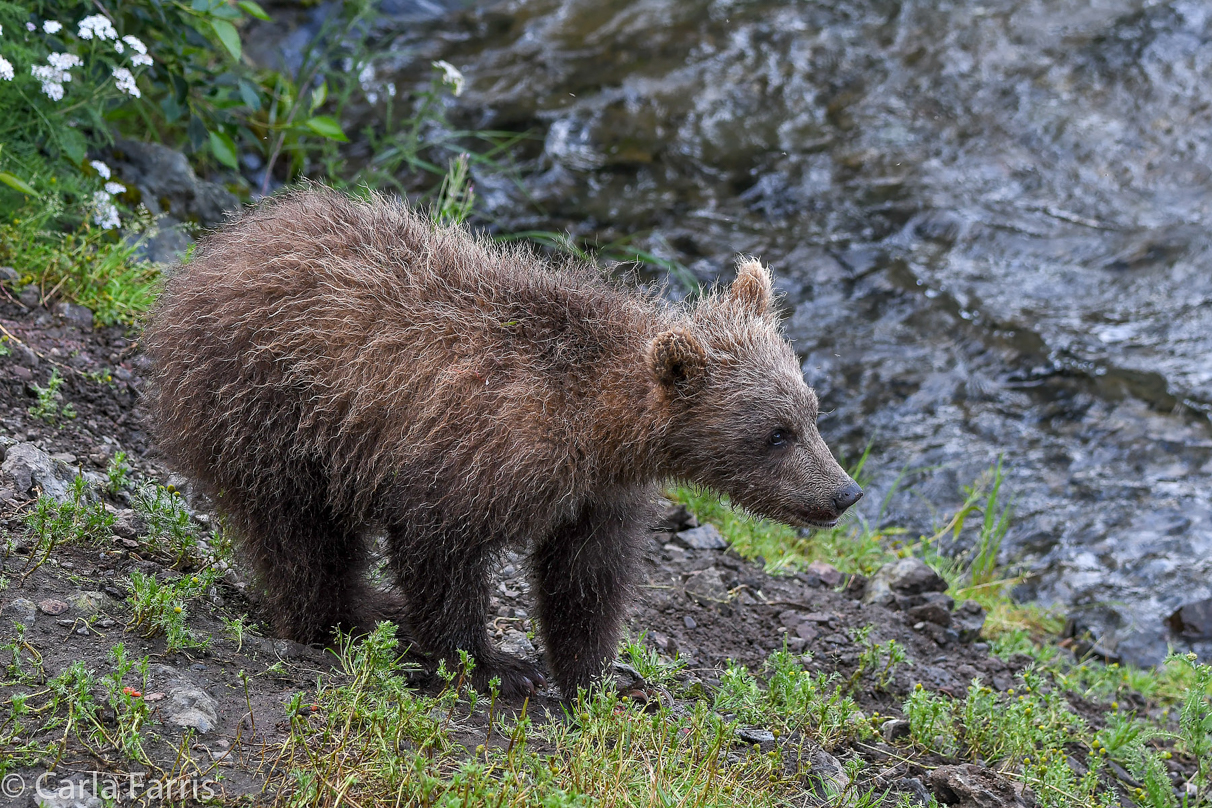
top-left (768, 428), bottom-right (794, 448)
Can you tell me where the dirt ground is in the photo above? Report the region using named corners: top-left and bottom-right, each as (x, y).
top-left (0, 298), bottom-right (1120, 807)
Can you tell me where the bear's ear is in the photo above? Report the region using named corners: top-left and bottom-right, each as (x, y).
top-left (728, 257), bottom-right (773, 316)
top-left (648, 327), bottom-right (707, 392)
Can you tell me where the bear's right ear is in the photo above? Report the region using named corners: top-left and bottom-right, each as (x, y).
top-left (648, 327), bottom-right (707, 392)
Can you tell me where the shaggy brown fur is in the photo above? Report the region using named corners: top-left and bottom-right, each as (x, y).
top-left (144, 187), bottom-right (862, 698)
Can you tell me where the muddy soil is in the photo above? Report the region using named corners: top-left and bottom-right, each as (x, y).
top-left (0, 301), bottom-right (1146, 806)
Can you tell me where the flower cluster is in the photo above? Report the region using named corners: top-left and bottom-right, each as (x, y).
top-left (120, 35), bottom-right (152, 67)
top-left (78, 14), bottom-right (118, 41)
top-left (8, 14), bottom-right (155, 98)
top-left (113, 66), bottom-right (139, 97)
top-left (89, 161), bottom-right (124, 230)
top-left (31, 52), bottom-right (83, 101)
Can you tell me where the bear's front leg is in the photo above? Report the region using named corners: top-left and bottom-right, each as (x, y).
top-left (531, 492), bottom-right (653, 699)
top-left (389, 528), bottom-right (546, 698)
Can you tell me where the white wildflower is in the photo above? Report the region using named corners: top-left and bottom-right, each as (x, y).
top-left (122, 35), bottom-right (148, 54)
top-left (26, 22), bottom-right (36, 32)
top-left (112, 66), bottom-right (140, 98)
top-left (131, 52), bottom-right (152, 67)
top-left (432, 60), bottom-right (464, 96)
top-left (104, 181), bottom-right (125, 195)
top-left (43, 20), bottom-right (63, 34)
top-left (90, 160), bottom-right (112, 179)
top-left (47, 52), bottom-right (81, 71)
top-left (358, 63), bottom-right (375, 88)
top-left (93, 190), bottom-right (120, 230)
top-left (78, 14), bottom-right (118, 41)
top-left (113, 40), bottom-right (123, 53)
top-left (0, 57), bottom-right (12, 82)
top-left (32, 66), bottom-right (64, 100)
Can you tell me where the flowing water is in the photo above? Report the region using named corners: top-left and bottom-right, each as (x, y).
top-left (267, 0), bottom-right (1212, 661)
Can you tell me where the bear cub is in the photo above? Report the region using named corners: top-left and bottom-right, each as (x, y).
top-left (144, 188), bottom-right (862, 698)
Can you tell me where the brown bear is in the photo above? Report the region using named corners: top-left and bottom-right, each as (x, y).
top-left (143, 187), bottom-right (862, 699)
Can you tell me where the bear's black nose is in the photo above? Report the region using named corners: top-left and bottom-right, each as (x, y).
top-left (832, 481), bottom-right (864, 514)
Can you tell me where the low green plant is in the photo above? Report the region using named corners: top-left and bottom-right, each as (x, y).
top-left (125, 567), bottom-right (217, 651)
top-left (851, 631), bottom-right (910, 692)
top-left (104, 450), bottom-right (130, 495)
top-left (904, 683), bottom-right (958, 757)
top-left (28, 368), bottom-right (76, 421)
top-left (132, 482), bottom-right (202, 567)
top-left (20, 475), bottom-right (113, 582)
top-left (715, 649), bottom-right (870, 750)
top-left (619, 631), bottom-right (686, 689)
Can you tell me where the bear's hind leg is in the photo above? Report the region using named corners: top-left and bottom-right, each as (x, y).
top-left (531, 494), bottom-right (651, 699)
top-left (388, 526), bottom-right (546, 698)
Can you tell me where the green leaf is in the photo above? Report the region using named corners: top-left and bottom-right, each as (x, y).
top-left (238, 78), bottom-right (261, 111)
top-left (0, 172), bottom-right (36, 196)
top-left (304, 116), bottom-right (348, 142)
top-left (210, 19), bottom-right (241, 61)
top-left (310, 81), bottom-right (327, 112)
top-left (237, 0), bottom-right (271, 21)
top-left (209, 131), bottom-right (239, 169)
top-left (58, 128), bottom-right (87, 165)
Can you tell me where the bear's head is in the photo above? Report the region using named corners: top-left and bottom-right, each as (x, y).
top-left (649, 258), bottom-right (862, 528)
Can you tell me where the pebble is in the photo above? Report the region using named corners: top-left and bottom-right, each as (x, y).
top-left (736, 727), bottom-right (775, 744)
top-left (683, 615), bottom-right (697, 629)
top-left (676, 524), bottom-right (727, 550)
top-left (806, 560), bottom-right (843, 586)
top-left (4, 597), bottom-right (37, 627)
top-left (881, 718), bottom-right (911, 742)
top-left (38, 598), bottom-right (69, 615)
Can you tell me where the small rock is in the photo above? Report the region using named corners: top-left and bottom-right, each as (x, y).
top-left (806, 560), bottom-right (843, 587)
top-left (166, 684), bottom-right (220, 734)
top-left (881, 718), bottom-right (911, 742)
top-left (611, 661), bottom-right (647, 691)
top-left (4, 597), bottom-right (37, 627)
top-left (53, 301), bottom-right (95, 330)
top-left (112, 509), bottom-right (146, 539)
top-left (908, 600), bottom-right (953, 627)
top-left (499, 630), bottom-right (535, 655)
top-left (72, 591), bottom-right (106, 614)
top-left (35, 791), bottom-right (104, 808)
top-left (97, 618), bottom-right (116, 628)
top-left (654, 501), bottom-right (697, 532)
top-left (929, 763), bottom-right (1031, 807)
top-left (684, 567), bottom-right (730, 604)
top-left (683, 615), bottom-right (697, 629)
top-left (18, 286), bottom-right (41, 308)
top-left (1168, 598), bottom-right (1212, 640)
top-left (803, 746), bottom-right (850, 801)
top-left (1, 442), bottom-right (81, 503)
top-left (38, 598), bottom-right (69, 616)
top-left (955, 601), bottom-right (987, 643)
top-left (843, 572), bottom-right (868, 599)
top-left (676, 524), bottom-right (727, 551)
top-left (736, 727), bottom-right (775, 745)
top-left (10, 365), bottom-right (32, 382)
top-left (795, 623), bottom-right (819, 642)
top-left (865, 557), bottom-right (948, 607)
top-left (650, 632), bottom-right (676, 654)
top-left (894, 777), bottom-right (933, 806)
top-left (0, 265), bottom-right (17, 282)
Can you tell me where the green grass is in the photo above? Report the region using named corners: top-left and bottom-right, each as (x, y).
top-left (0, 199), bottom-right (160, 326)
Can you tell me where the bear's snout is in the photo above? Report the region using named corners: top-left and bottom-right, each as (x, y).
top-left (831, 481), bottom-right (864, 515)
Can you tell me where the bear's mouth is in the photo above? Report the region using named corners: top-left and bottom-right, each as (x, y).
top-left (792, 508), bottom-right (840, 529)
